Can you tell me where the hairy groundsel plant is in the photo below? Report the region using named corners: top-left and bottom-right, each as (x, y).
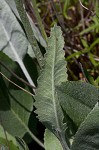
top-left (0, 0), bottom-right (99, 150)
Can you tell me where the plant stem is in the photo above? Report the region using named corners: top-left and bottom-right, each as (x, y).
top-left (0, 72), bottom-right (34, 96)
top-left (0, 61), bottom-right (36, 89)
top-left (28, 128), bottom-right (45, 149)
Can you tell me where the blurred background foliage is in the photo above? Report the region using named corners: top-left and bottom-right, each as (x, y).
top-left (25, 0), bottom-right (99, 86)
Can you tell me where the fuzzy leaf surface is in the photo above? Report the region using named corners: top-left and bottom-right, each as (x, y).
top-left (57, 81), bottom-right (99, 126)
top-left (34, 26), bottom-right (69, 149)
top-left (71, 104), bottom-right (99, 150)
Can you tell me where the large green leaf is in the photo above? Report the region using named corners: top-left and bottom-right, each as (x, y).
top-left (57, 81), bottom-right (99, 126)
top-left (34, 25), bottom-right (69, 149)
top-left (71, 104), bottom-right (99, 150)
top-left (0, 76), bottom-right (43, 148)
top-left (0, 124), bottom-right (29, 150)
top-left (0, 76), bottom-right (32, 137)
top-left (44, 129), bottom-right (63, 150)
top-left (0, 0), bottom-right (35, 88)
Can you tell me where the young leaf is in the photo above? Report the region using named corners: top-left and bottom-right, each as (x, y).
top-left (71, 103), bottom-right (99, 150)
top-left (34, 25), bottom-right (69, 150)
top-left (44, 129), bottom-right (63, 150)
top-left (0, 0), bottom-right (35, 88)
top-left (57, 81), bottom-right (99, 126)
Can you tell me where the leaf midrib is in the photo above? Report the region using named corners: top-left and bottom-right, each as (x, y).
top-left (52, 32), bottom-right (60, 131)
top-left (0, 20), bottom-right (35, 88)
top-left (1, 22), bottom-right (20, 61)
top-left (10, 105), bottom-right (43, 147)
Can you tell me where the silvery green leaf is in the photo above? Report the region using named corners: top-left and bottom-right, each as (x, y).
top-left (5, 0), bottom-right (20, 18)
top-left (0, 0), bottom-right (35, 88)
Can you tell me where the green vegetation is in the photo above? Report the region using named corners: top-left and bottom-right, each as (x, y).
top-left (0, 0), bottom-right (99, 150)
